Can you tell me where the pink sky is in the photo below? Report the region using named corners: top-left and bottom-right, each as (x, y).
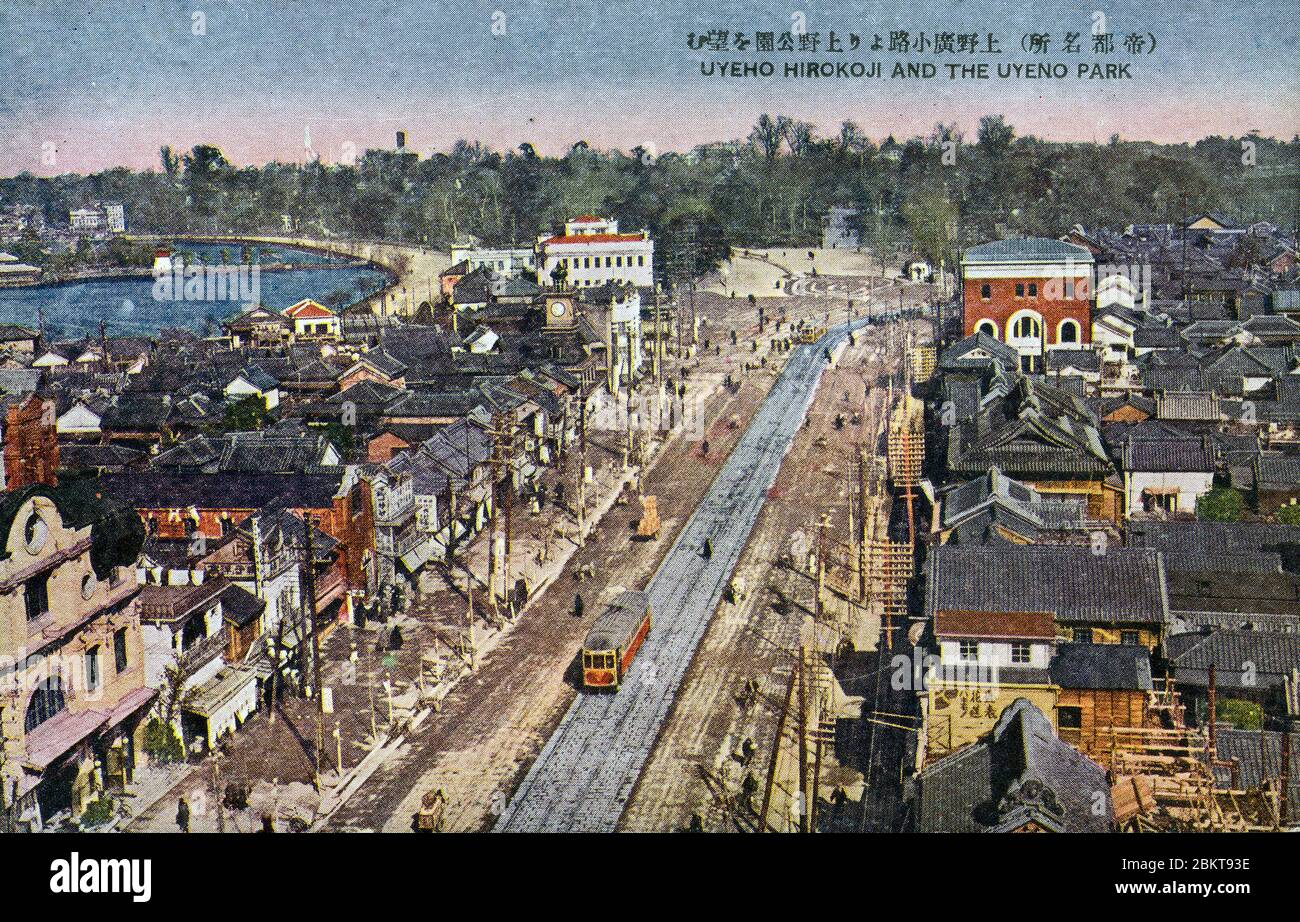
top-left (4, 77), bottom-right (1296, 176)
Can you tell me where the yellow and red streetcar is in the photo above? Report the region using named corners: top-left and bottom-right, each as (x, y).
top-left (580, 590), bottom-right (652, 690)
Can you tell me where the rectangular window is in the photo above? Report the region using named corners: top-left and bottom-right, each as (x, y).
top-left (1074, 628), bottom-right (1093, 644)
top-left (959, 640), bottom-right (979, 662)
top-left (1010, 642), bottom-right (1032, 665)
top-left (1120, 630), bottom-right (1140, 646)
top-left (114, 628), bottom-right (129, 673)
top-left (1015, 283), bottom-right (1025, 298)
top-left (85, 646), bottom-right (101, 692)
top-left (980, 283), bottom-right (991, 300)
top-left (1057, 706), bottom-right (1083, 730)
top-left (1028, 283), bottom-right (1038, 297)
top-left (584, 257), bottom-right (590, 268)
top-left (638, 255), bottom-right (645, 266)
top-left (24, 572), bottom-right (50, 621)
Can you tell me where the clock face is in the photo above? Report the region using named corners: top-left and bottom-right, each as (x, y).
top-left (551, 301), bottom-right (567, 317)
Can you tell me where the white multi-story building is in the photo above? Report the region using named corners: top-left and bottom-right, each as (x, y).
top-left (102, 202), bottom-right (126, 233)
top-left (536, 216), bottom-right (654, 289)
top-left (69, 208), bottom-right (103, 232)
top-left (68, 202), bottom-right (125, 234)
top-left (449, 243), bottom-right (536, 277)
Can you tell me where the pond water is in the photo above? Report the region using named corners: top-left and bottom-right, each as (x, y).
top-left (0, 243), bottom-right (389, 338)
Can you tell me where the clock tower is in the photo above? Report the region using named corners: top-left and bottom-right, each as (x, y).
top-left (543, 293), bottom-right (577, 331)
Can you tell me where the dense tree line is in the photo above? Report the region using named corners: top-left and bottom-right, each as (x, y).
top-left (2, 116), bottom-right (1296, 279)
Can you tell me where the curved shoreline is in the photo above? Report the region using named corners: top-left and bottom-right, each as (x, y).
top-left (16, 259), bottom-right (376, 289)
top-left (127, 234), bottom-right (448, 316)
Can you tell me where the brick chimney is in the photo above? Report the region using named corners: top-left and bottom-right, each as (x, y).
top-left (3, 394), bottom-right (59, 490)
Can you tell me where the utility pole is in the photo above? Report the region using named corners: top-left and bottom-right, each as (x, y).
top-left (302, 514), bottom-right (325, 789)
top-left (577, 398), bottom-right (588, 547)
top-left (760, 657), bottom-right (799, 833)
top-left (797, 646), bottom-right (809, 834)
top-left (857, 448), bottom-right (869, 603)
top-left (210, 749), bottom-right (225, 833)
top-left (99, 318), bottom-right (110, 374)
top-left (653, 288), bottom-right (664, 383)
top-left (486, 411), bottom-right (511, 608)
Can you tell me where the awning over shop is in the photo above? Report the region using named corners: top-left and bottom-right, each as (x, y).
top-left (185, 667), bottom-right (258, 718)
top-left (103, 686), bottom-right (157, 732)
top-left (21, 709), bottom-right (107, 771)
top-left (398, 541), bottom-right (434, 575)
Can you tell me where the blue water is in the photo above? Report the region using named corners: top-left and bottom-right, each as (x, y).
top-left (172, 242), bottom-right (345, 266)
top-left (0, 243), bottom-right (389, 338)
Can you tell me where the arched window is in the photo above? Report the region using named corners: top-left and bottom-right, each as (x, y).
top-left (25, 676), bottom-right (66, 732)
top-left (1011, 315), bottom-right (1041, 339)
top-left (1058, 319), bottom-right (1080, 344)
top-left (976, 320), bottom-right (998, 339)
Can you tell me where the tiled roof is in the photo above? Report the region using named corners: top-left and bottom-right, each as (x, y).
top-left (1122, 437), bottom-right (1216, 473)
top-left (1163, 569), bottom-right (1300, 620)
top-left (1049, 642), bottom-right (1153, 691)
top-left (1213, 730), bottom-right (1300, 803)
top-left (946, 377), bottom-right (1113, 478)
top-left (933, 609), bottom-right (1056, 640)
top-left (218, 582), bottom-right (265, 628)
top-left (99, 470), bottom-right (344, 511)
top-left (1256, 454), bottom-right (1300, 490)
top-left (939, 331), bottom-right (1019, 373)
top-left (283, 299), bottom-right (335, 319)
top-left (137, 577), bottom-right (230, 624)
top-left (1166, 629), bottom-right (1300, 689)
top-left (1133, 325), bottom-right (1184, 348)
top-left (909, 698), bottom-right (1110, 833)
top-left (926, 545), bottom-right (1169, 627)
top-left (962, 238), bottom-right (1094, 264)
top-left (1046, 349), bottom-right (1101, 372)
top-left (229, 365), bottom-right (280, 392)
top-left (542, 233), bottom-right (646, 246)
top-left (1127, 520), bottom-right (1300, 565)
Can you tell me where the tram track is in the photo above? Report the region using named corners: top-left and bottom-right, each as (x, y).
top-left (495, 314), bottom-right (880, 832)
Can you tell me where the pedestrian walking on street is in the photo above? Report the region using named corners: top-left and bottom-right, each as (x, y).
top-left (176, 797), bottom-right (190, 833)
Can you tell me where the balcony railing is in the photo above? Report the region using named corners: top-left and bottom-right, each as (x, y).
top-left (179, 628), bottom-right (227, 674)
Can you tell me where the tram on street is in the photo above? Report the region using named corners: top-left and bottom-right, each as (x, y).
top-left (580, 590), bottom-right (652, 690)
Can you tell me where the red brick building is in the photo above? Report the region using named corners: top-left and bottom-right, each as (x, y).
top-left (2, 394), bottom-right (59, 490)
top-left (961, 238), bottom-right (1094, 373)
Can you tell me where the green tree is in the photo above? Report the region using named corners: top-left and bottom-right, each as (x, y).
top-left (1275, 504), bottom-right (1300, 526)
top-left (142, 717), bottom-right (184, 765)
top-left (222, 394), bottom-right (269, 432)
top-left (1196, 487), bottom-right (1245, 522)
top-left (976, 114), bottom-right (1015, 157)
